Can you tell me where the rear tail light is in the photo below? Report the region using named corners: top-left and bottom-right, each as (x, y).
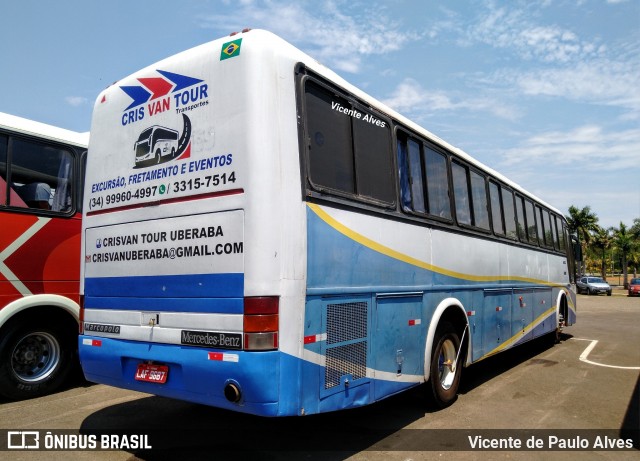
top-left (243, 297), bottom-right (278, 351)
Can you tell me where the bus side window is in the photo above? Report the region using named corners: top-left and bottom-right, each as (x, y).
top-left (515, 194), bottom-right (527, 242)
top-left (541, 208), bottom-right (553, 248)
top-left (452, 162), bottom-right (471, 226)
top-left (397, 134), bottom-right (426, 214)
top-left (470, 170), bottom-right (490, 230)
top-left (489, 181), bottom-right (504, 235)
top-left (9, 137), bottom-right (75, 212)
top-left (501, 187), bottom-right (518, 239)
top-left (397, 138), bottom-right (412, 210)
top-left (51, 154), bottom-right (73, 212)
top-left (550, 213), bottom-right (561, 250)
top-left (407, 139), bottom-right (426, 213)
top-left (1, 135), bottom-right (27, 208)
top-left (0, 134), bottom-right (8, 206)
top-left (556, 215), bottom-right (567, 252)
top-left (352, 106), bottom-right (394, 203)
top-left (535, 205), bottom-right (546, 247)
top-left (524, 199), bottom-right (538, 245)
top-left (424, 146), bottom-right (451, 220)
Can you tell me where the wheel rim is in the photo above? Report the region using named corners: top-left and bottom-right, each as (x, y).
top-left (11, 332), bottom-right (60, 383)
top-left (437, 338), bottom-right (457, 390)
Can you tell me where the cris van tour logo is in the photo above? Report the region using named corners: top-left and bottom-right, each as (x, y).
top-left (132, 114), bottom-right (192, 168)
top-left (115, 69), bottom-right (207, 169)
top-left (119, 69), bottom-right (208, 125)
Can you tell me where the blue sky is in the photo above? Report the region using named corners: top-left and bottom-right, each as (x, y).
top-left (1, 0), bottom-right (638, 229)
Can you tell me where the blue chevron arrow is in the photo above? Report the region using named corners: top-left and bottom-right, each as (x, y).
top-left (120, 85), bottom-right (152, 110)
top-left (157, 70), bottom-right (203, 92)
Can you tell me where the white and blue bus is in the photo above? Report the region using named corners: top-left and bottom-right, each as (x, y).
top-left (79, 29), bottom-right (577, 416)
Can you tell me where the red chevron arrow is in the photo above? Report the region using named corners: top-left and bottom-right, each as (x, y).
top-left (138, 77), bottom-right (173, 100)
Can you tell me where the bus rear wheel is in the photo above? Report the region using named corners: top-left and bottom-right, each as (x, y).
top-left (428, 321), bottom-right (462, 409)
top-left (0, 321), bottom-right (75, 399)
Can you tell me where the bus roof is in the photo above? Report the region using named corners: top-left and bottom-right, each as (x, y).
top-left (97, 28), bottom-right (562, 217)
top-left (257, 30), bottom-right (563, 216)
top-left (0, 112), bottom-right (89, 148)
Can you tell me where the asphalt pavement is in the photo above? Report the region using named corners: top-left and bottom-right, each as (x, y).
top-left (0, 291), bottom-right (638, 461)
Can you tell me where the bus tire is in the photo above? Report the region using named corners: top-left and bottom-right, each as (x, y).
top-left (428, 321), bottom-right (462, 409)
top-left (0, 321), bottom-right (75, 399)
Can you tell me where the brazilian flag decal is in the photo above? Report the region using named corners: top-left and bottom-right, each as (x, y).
top-left (220, 38), bottom-right (242, 60)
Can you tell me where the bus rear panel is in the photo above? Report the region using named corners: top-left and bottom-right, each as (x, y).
top-left (80, 31), bottom-right (309, 416)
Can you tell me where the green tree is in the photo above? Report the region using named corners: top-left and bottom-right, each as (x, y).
top-left (566, 205), bottom-right (599, 275)
top-left (628, 251), bottom-right (640, 279)
top-left (592, 226), bottom-right (612, 279)
top-left (631, 218), bottom-right (640, 240)
top-left (612, 222), bottom-right (633, 288)
top-left (628, 218), bottom-right (640, 278)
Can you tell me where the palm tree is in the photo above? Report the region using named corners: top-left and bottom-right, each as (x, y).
top-left (628, 218), bottom-right (640, 278)
top-left (566, 205), bottom-right (599, 275)
top-left (631, 218), bottom-right (640, 240)
top-left (592, 226), bottom-right (612, 279)
top-left (612, 222), bottom-right (633, 288)
top-left (628, 251), bottom-right (640, 279)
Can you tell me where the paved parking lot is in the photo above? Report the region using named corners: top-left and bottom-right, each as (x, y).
top-left (0, 290), bottom-right (638, 460)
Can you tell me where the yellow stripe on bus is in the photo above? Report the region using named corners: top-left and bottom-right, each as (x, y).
top-left (308, 203), bottom-right (559, 287)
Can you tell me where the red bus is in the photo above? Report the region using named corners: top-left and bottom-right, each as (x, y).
top-left (0, 112), bottom-right (88, 399)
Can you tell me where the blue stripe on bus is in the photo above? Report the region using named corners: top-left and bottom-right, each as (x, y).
top-left (306, 205), bottom-right (556, 290)
top-left (85, 273), bottom-right (243, 298)
top-left (307, 206), bottom-right (487, 289)
top-left (307, 207), bottom-right (432, 289)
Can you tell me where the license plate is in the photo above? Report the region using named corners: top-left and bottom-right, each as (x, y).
top-left (135, 363), bottom-right (168, 384)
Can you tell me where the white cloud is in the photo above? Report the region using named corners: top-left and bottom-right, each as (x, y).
top-left (500, 124), bottom-right (640, 171)
top-left (65, 96), bottom-right (88, 107)
top-left (514, 58), bottom-right (640, 112)
top-left (382, 78), bottom-right (520, 120)
top-left (196, 0), bottom-right (421, 73)
top-left (493, 124), bottom-right (640, 227)
top-left (466, 4), bottom-right (604, 64)
top-left (450, 3), bottom-right (640, 118)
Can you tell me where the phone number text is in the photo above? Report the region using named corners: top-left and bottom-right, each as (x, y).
top-left (88, 172), bottom-right (237, 210)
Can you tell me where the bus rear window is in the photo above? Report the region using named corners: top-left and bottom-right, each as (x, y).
top-left (305, 83), bottom-right (354, 194)
top-left (304, 79), bottom-right (394, 205)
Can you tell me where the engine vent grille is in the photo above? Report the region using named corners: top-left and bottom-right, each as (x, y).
top-left (326, 301), bottom-right (367, 344)
top-left (324, 301), bottom-right (368, 389)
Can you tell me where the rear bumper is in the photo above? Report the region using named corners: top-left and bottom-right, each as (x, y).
top-left (79, 335), bottom-right (281, 416)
